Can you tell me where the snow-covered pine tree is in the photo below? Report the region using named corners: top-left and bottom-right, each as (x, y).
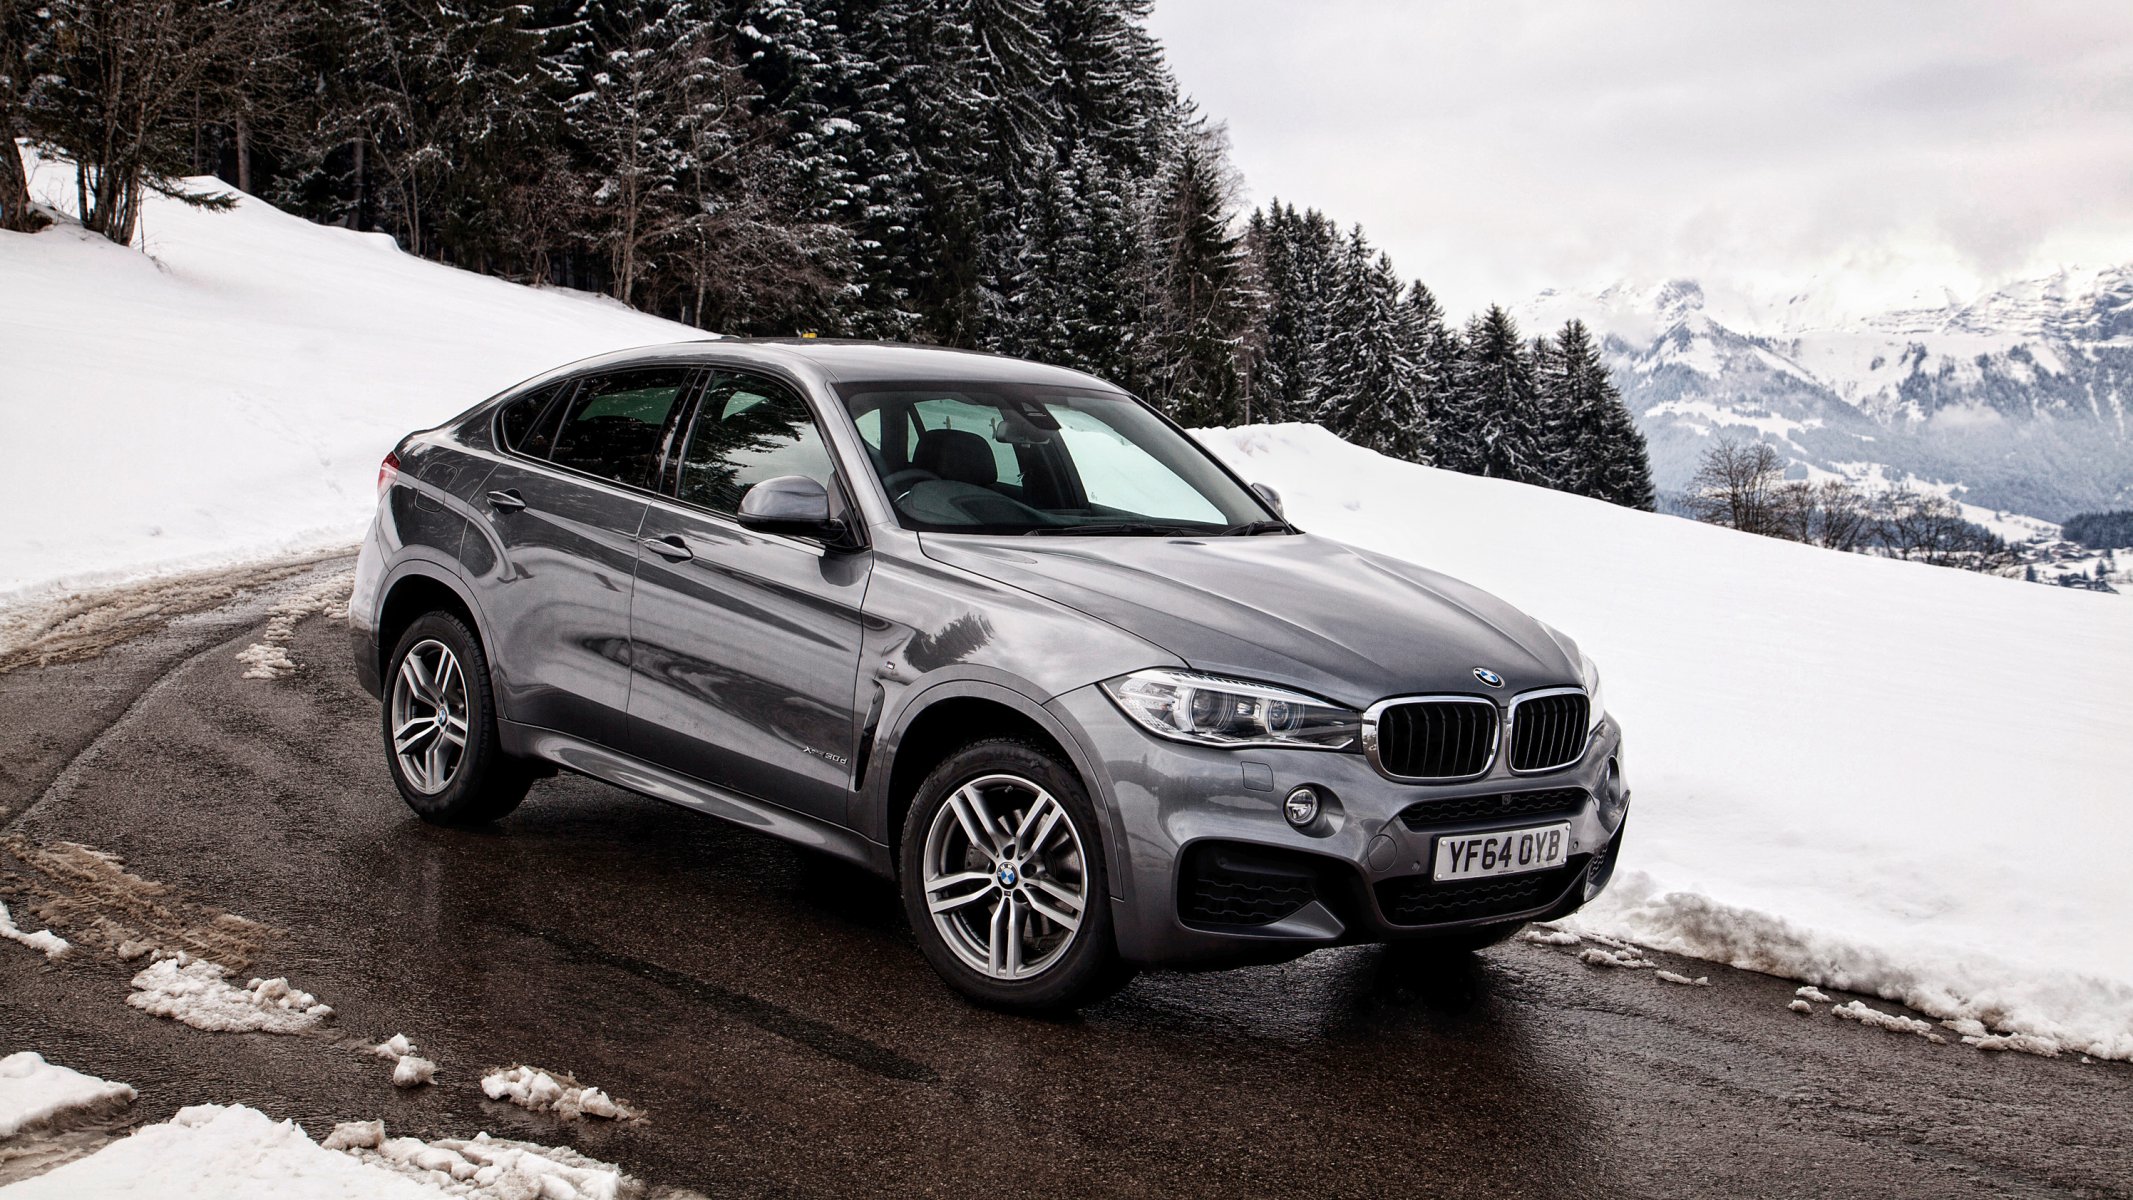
top-left (1448, 306), bottom-right (1545, 483)
top-left (1315, 226), bottom-right (1433, 463)
top-left (1542, 318), bottom-right (1654, 509)
top-left (1136, 123), bottom-right (1249, 427)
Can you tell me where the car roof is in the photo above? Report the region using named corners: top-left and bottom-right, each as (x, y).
top-left (541, 338), bottom-right (1122, 392)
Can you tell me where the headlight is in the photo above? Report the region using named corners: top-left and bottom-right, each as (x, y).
top-left (1102, 669), bottom-right (1361, 750)
top-left (1579, 652), bottom-right (1607, 732)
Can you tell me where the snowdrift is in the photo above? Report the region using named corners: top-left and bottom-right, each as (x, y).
top-left (1200, 424), bottom-right (2133, 1060)
top-left (0, 153), bottom-right (697, 599)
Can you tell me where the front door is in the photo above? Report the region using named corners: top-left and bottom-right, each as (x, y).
top-left (627, 370), bottom-right (872, 825)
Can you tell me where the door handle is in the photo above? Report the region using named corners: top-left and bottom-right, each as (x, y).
top-left (641, 534), bottom-right (693, 562)
top-left (487, 489), bottom-right (527, 512)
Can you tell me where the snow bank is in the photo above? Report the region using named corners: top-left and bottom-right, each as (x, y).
top-left (480, 1066), bottom-right (639, 1122)
top-left (0, 1053), bottom-right (135, 1138)
top-left (0, 900), bottom-right (69, 960)
top-left (0, 153), bottom-right (699, 601)
top-left (1198, 423), bottom-right (2133, 1060)
top-left (0, 1104), bottom-right (444, 1199)
top-left (126, 956), bottom-right (335, 1034)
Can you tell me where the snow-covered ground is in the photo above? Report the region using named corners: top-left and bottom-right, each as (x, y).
top-left (1201, 424), bottom-right (2133, 1061)
top-left (0, 152), bottom-right (697, 603)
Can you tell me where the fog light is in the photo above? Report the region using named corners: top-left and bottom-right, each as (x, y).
top-left (1283, 786), bottom-right (1321, 828)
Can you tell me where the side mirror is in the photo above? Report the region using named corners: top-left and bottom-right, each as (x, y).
top-left (737, 475), bottom-right (844, 541)
top-left (1250, 482), bottom-right (1284, 518)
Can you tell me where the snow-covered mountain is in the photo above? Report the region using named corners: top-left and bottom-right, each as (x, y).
top-left (1521, 270), bottom-right (2133, 522)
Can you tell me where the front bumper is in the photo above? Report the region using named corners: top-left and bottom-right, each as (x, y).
top-left (1046, 685), bottom-right (1631, 967)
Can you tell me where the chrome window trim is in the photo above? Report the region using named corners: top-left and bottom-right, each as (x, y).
top-left (1360, 694), bottom-right (1502, 783)
top-left (1505, 686), bottom-right (1593, 776)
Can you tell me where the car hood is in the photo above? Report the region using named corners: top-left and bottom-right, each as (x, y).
top-left (916, 532), bottom-right (1578, 708)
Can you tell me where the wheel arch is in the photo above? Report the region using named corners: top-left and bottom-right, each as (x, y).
top-left (375, 563), bottom-right (492, 693)
top-left (870, 680), bottom-right (1109, 883)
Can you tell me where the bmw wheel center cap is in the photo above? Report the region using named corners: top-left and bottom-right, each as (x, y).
top-left (998, 864), bottom-right (1018, 888)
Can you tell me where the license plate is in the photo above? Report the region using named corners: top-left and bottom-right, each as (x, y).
top-left (1432, 823), bottom-right (1571, 882)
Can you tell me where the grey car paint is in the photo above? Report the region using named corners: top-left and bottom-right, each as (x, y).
top-left (351, 338), bottom-right (1629, 969)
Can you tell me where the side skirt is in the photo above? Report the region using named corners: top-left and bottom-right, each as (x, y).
top-left (500, 721), bottom-right (890, 874)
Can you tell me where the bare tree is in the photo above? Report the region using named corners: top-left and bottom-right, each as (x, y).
top-left (1810, 479), bottom-right (1871, 551)
top-left (28, 0), bottom-right (288, 244)
top-left (1871, 487), bottom-right (2009, 571)
top-left (1685, 437), bottom-right (1788, 536)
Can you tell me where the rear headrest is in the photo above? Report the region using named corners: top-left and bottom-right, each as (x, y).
top-left (913, 428), bottom-right (997, 487)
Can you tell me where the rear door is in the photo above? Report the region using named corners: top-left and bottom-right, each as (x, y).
top-left (475, 365), bottom-right (696, 747)
top-left (627, 369), bottom-right (872, 825)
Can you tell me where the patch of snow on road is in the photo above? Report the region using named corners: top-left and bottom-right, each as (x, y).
top-left (1519, 927), bottom-right (1581, 947)
top-left (0, 1104), bottom-right (444, 1199)
top-left (0, 1053), bottom-right (136, 1139)
top-left (1796, 986), bottom-right (1833, 1003)
top-left (1834, 1000), bottom-right (1948, 1043)
top-left (1655, 970), bottom-right (1709, 987)
top-left (1959, 1032), bottom-right (2063, 1058)
top-left (1199, 419), bottom-right (2133, 1062)
top-left (0, 901), bottom-right (69, 961)
top-left (235, 570), bottom-right (353, 679)
top-left (480, 1066), bottom-right (639, 1122)
top-left (324, 1120), bottom-right (639, 1200)
top-left (1578, 947), bottom-right (1656, 970)
top-left (370, 1036), bottom-right (437, 1089)
top-left (1788, 1000), bottom-right (1815, 1015)
top-left (126, 955), bottom-right (335, 1034)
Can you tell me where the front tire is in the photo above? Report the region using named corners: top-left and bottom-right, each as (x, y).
top-left (382, 612), bottom-right (530, 825)
top-left (899, 740), bottom-right (1131, 1012)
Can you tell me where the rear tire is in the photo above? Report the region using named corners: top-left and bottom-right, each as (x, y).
top-left (899, 739), bottom-right (1133, 1012)
top-left (382, 612), bottom-right (530, 825)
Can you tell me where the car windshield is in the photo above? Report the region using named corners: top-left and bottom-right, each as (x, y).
top-left (837, 382), bottom-right (1281, 535)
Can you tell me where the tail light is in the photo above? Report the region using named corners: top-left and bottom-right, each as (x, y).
top-left (377, 451), bottom-right (401, 498)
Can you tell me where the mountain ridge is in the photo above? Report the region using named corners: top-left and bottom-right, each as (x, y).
top-left (1519, 269), bottom-right (2133, 521)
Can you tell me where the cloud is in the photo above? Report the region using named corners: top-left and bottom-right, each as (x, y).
top-left (1148, 0), bottom-right (2133, 318)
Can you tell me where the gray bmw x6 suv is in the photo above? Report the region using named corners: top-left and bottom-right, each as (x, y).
top-left (352, 339), bottom-right (1629, 1010)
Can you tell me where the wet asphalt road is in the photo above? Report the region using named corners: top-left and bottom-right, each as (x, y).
top-left (1, 559), bottom-right (2129, 1198)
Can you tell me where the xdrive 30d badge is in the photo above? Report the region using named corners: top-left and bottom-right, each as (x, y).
top-left (351, 340), bottom-right (1631, 1011)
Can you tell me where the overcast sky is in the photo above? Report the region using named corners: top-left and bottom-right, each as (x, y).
top-left (1147, 1), bottom-right (2133, 320)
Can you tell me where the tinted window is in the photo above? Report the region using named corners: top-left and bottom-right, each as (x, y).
top-left (548, 368), bottom-right (691, 488)
top-left (676, 373), bottom-right (835, 515)
top-left (498, 382), bottom-right (566, 456)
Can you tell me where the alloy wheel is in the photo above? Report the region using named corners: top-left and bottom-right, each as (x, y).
top-left (389, 638), bottom-right (469, 794)
top-left (921, 772), bottom-right (1089, 981)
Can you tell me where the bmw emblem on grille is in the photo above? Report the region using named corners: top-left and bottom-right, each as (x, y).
top-left (1472, 666), bottom-right (1505, 688)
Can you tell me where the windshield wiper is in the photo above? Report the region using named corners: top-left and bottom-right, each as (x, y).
top-left (1023, 522), bottom-right (1206, 537)
top-left (1220, 520), bottom-right (1295, 536)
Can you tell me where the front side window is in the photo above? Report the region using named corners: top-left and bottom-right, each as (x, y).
top-left (676, 372), bottom-right (835, 515)
top-left (841, 382), bottom-right (1272, 534)
top-left (547, 367), bottom-right (692, 488)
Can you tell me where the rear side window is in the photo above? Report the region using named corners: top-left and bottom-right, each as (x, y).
top-left (498, 382), bottom-right (566, 457)
top-left (676, 372), bottom-right (835, 515)
top-left (548, 368), bottom-right (692, 488)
